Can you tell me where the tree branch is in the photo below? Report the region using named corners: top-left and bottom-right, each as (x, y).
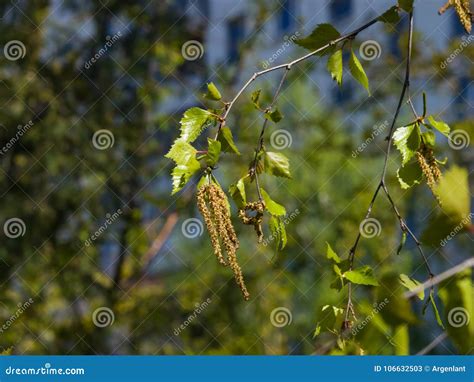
top-left (344, 11), bottom-right (434, 324)
top-left (213, 14), bottom-right (381, 140)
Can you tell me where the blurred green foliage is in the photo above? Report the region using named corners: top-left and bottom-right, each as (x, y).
top-left (0, 0), bottom-right (472, 355)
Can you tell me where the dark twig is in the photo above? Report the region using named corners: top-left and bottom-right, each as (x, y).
top-left (213, 14), bottom-right (381, 141)
top-left (344, 11), bottom-right (434, 324)
top-left (250, 68), bottom-right (290, 200)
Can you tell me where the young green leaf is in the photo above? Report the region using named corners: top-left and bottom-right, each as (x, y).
top-left (166, 139), bottom-right (202, 194)
top-left (269, 215), bottom-right (287, 250)
top-left (378, 6), bottom-right (400, 23)
top-left (166, 139), bottom-right (197, 165)
top-left (422, 130), bottom-right (436, 148)
top-left (393, 123), bottom-right (421, 165)
top-left (260, 188), bottom-right (286, 216)
top-left (398, 0), bottom-right (414, 12)
top-left (251, 89), bottom-right (261, 109)
top-left (205, 138), bottom-right (221, 166)
top-left (396, 231), bottom-right (407, 255)
top-left (326, 242), bottom-right (341, 263)
top-left (427, 115), bottom-right (450, 137)
top-left (399, 274), bottom-right (424, 300)
top-left (396, 160), bottom-right (423, 189)
top-left (264, 151), bottom-right (291, 178)
top-left (229, 177), bottom-right (246, 208)
top-left (180, 107), bottom-right (213, 143)
top-left (327, 49), bottom-right (343, 86)
top-left (343, 266), bottom-right (379, 286)
top-left (205, 82), bottom-right (222, 101)
top-left (429, 290), bottom-right (445, 329)
top-left (170, 160), bottom-right (200, 195)
top-left (218, 126), bottom-right (240, 154)
top-left (264, 108), bottom-right (283, 123)
top-left (295, 23), bottom-right (340, 54)
top-left (348, 50), bottom-right (370, 95)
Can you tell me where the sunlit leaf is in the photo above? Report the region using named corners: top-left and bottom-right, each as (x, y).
top-left (260, 188), bottom-right (286, 216)
top-left (264, 151), bottom-right (291, 178)
top-left (205, 82), bottom-right (222, 101)
top-left (327, 49), bottom-right (343, 86)
top-left (344, 266), bottom-right (379, 286)
top-left (393, 123), bottom-right (421, 165)
top-left (349, 50), bottom-right (370, 95)
top-left (180, 107), bottom-right (213, 143)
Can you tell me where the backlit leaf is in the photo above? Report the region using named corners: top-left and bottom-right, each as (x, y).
top-left (327, 49), bottom-right (343, 86)
top-left (349, 50), bottom-right (370, 95)
top-left (260, 188), bottom-right (286, 216)
top-left (264, 151), bottom-right (291, 178)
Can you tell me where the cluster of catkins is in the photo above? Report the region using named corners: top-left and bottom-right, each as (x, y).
top-left (416, 143), bottom-right (442, 191)
top-left (238, 201), bottom-right (265, 243)
top-left (197, 183), bottom-right (250, 300)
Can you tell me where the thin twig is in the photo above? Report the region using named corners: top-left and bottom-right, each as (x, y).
top-left (213, 14), bottom-right (381, 140)
top-left (344, 11), bottom-right (434, 323)
top-left (250, 69), bottom-right (290, 200)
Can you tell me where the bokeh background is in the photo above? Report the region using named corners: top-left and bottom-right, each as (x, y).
top-left (0, 0), bottom-right (472, 355)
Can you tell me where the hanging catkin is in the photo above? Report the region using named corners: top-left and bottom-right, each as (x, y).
top-left (197, 183), bottom-right (250, 300)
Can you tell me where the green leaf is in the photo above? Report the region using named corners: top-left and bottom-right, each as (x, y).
top-left (313, 323), bottom-right (321, 338)
top-left (327, 49), bottom-right (343, 86)
top-left (399, 274), bottom-right (424, 300)
top-left (264, 108), bottom-right (283, 123)
top-left (393, 123), bottom-right (421, 165)
top-left (343, 266), bottom-right (379, 286)
top-left (295, 23), bottom-right (340, 54)
top-left (205, 138), bottom-right (221, 166)
top-left (166, 139), bottom-right (201, 194)
top-left (326, 242), bottom-right (341, 263)
top-left (348, 50), bottom-right (370, 95)
top-left (251, 89), bottom-right (261, 109)
top-left (396, 231), bottom-right (407, 255)
top-left (422, 130), bottom-right (436, 148)
top-left (433, 166), bottom-right (470, 222)
top-left (218, 126), bottom-right (240, 155)
top-left (398, 0), bottom-right (414, 12)
top-left (170, 159), bottom-right (200, 195)
top-left (396, 160), bottom-right (423, 189)
top-left (260, 188), bottom-right (286, 216)
top-left (429, 290), bottom-right (445, 329)
top-left (427, 115), bottom-right (450, 137)
top-left (229, 177), bottom-right (246, 208)
top-left (378, 6), bottom-right (401, 23)
top-left (264, 151), bottom-right (291, 178)
top-left (179, 107), bottom-right (213, 143)
top-left (269, 215), bottom-right (287, 250)
top-left (205, 82), bottom-right (222, 101)
top-left (165, 139), bottom-right (197, 165)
